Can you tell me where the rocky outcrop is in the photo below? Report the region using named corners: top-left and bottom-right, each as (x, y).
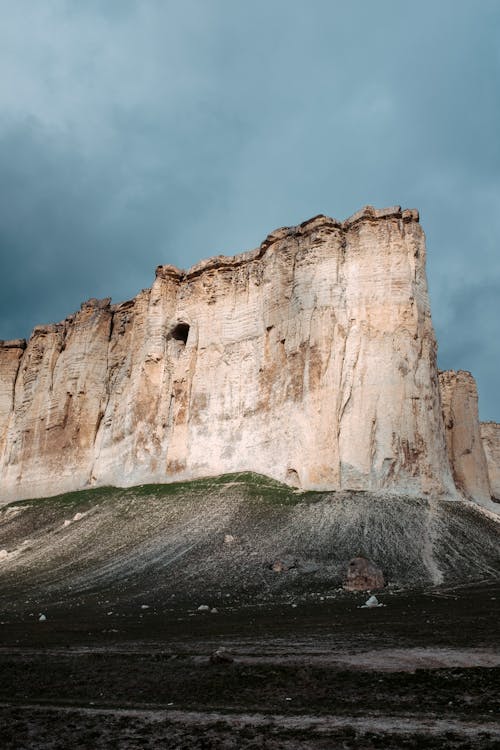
top-left (0, 340), bottom-right (25, 440)
top-left (0, 301), bottom-right (113, 500)
top-left (438, 370), bottom-right (492, 509)
top-left (0, 340), bottom-right (26, 489)
top-left (0, 206), bottom-right (461, 503)
top-left (480, 423), bottom-right (500, 502)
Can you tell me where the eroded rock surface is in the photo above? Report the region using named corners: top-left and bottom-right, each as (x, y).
top-left (0, 205), bottom-right (464, 503)
top-left (439, 370), bottom-right (492, 508)
top-left (480, 422), bottom-right (500, 502)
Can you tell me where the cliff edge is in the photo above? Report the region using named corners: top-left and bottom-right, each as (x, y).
top-left (0, 206), bottom-right (497, 507)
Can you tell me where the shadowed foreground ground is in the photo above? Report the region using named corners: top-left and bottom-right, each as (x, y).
top-left (0, 475), bottom-right (499, 748)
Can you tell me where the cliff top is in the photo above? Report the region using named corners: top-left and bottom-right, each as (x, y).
top-left (0, 205), bottom-right (420, 348)
top-left (156, 204), bottom-right (420, 281)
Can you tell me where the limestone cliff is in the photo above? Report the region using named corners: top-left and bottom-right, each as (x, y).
top-left (0, 206), bottom-right (460, 503)
top-left (480, 422), bottom-right (500, 502)
top-left (438, 370), bottom-right (493, 509)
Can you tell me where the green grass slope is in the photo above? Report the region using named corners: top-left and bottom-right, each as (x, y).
top-left (0, 473), bottom-right (499, 611)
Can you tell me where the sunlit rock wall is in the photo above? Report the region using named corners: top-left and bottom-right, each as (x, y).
top-left (480, 422), bottom-right (500, 502)
top-left (0, 206), bottom-right (457, 503)
top-left (438, 370), bottom-right (492, 508)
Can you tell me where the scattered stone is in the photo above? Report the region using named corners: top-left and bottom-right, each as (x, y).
top-left (63, 520), bottom-right (71, 527)
top-left (197, 604), bottom-right (210, 612)
top-left (38, 613), bottom-right (47, 622)
top-left (361, 595), bottom-right (384, 609)
top-left (140, 604), bottom-right (150, 609)
top-left (298, 560), bottom-right (320, 574)
top-left (210, 608), bottom-right (218, 614)
top-left (0, 549), bottom-right (8, 561)
top-left (209, 648), bottom-right (234, 665)
top-left (73, 512), bottom-right (85, 522)
top-left (270, 556), bottom-right (296, 573)
top-left (223, 534), bottom-right (236, 545)
top-left (344, 556), bottom-right (385, 591)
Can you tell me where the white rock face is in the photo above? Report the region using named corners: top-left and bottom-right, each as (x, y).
top-left (0, 206), bottom-right (459, 503)
top-left (480, 422), bottom-right (500, 502)
top-left (0, 339), bottom-right (25, 452)
top-left (438, 370), bottom-right (492, 508)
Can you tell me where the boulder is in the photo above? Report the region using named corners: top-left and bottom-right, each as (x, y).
top-left (344, 556), bottom-right (385, 591)
top-left (269, 557), bottom-right (296, 573)
top-left (209, 648), bottom-right (234, 665)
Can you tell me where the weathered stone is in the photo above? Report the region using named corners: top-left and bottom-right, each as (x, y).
top-left (270, 557), bottom-right (297, 573)
top-left (0, 340), bottom-right (25, 464)
top-left (361, 595), bottom-right (384, 608)
top-left (0, 205), bottom-right (468, 504)
top-left (439, 371), bottom-right (492, 508)
top-left (344, 556), bottom-right (385, 591)
top-left (209, 647), bottom-right (234, 664)
top-left (480, 422), bottom-right (500, 502)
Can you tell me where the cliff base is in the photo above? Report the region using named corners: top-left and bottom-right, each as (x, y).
top-left (1, 474), bottom-right (498, 610)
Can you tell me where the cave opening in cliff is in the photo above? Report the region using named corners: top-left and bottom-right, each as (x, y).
top-left (170, 322), bottom-right (190, 345)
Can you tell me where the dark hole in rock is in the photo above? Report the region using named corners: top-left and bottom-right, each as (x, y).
top-left (170, 322), bottom-right (190, 345)
top-left (286, 468), bottom-right (300, 487)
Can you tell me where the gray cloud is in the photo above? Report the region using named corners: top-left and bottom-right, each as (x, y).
top-left (0, 0), bottom-right (499, 419)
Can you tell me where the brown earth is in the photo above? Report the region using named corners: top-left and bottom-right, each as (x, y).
top-left (1, 581), bottom-right (499, 749)
top-left (0, 477), bottom-right (499, 748)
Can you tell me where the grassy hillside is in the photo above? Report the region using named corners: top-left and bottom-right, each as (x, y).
top-left (0, 473), bottom-right (499, 612)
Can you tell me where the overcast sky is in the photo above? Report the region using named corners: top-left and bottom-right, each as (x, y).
top-left (0, 0), bottom-right (498, 420)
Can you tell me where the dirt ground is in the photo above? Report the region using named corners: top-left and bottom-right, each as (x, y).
top-left (1, 580), bottom-right (499, 749)
top-left (1, 478), bottom-right (498, 747)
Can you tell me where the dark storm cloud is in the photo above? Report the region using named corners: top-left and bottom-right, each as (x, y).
top-left (0, 0), bottom-right (499, 419)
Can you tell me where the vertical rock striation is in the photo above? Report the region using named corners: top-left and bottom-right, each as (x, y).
top-left (480, 422), bottom-right (500, 502)
top-left (0, 340), bottom-right (26, 466)
top-left (438, 370), bottom-right (492, 508)
top-left (0, 301), bottom-right (113, 499)
top-left (0, 206), bottom-right (461, 503)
